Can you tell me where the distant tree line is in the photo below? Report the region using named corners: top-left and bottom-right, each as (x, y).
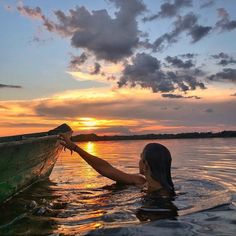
top-left (71, 131), bottom-right (236, 142)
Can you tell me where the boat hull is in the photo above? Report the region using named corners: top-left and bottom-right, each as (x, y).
top-left (0, 124), bottom-right (72, 203)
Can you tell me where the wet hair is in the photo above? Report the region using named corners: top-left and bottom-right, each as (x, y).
top-left (142, 143), bottom-right (175, 194)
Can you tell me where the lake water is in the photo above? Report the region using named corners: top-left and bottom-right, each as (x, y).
top-left (0, 138), bottom-right (236, 235)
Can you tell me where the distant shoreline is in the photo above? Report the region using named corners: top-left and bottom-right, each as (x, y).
top-left (72, 131), bottom-right (236, 142)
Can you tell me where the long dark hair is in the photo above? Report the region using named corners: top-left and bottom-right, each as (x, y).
top-left (142, 143), bottom-right (175, 194)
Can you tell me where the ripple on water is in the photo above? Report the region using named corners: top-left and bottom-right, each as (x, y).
top-left (0, 138), bottom-right (235, 235)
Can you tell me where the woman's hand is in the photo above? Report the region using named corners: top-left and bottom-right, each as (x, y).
top-left (58, 134), bottom-right (77, 154)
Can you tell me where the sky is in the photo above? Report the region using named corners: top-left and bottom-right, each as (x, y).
top-left (0, 0), bottom-right (236, 136)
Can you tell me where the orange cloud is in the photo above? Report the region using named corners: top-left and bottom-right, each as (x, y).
top-left (1, 86), bottom-right (235, 137)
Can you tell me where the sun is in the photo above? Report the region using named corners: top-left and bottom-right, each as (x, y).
top-left (81, 118), bottom-right (97, 127)
top-left (74, 117), bottom-right (98, 130)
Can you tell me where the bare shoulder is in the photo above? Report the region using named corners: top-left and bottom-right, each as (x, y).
top-left (130, 173), bottom-right (146, 186)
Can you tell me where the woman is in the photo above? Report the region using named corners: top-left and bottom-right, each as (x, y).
top-left (59, 134), bottom-right (175, 195)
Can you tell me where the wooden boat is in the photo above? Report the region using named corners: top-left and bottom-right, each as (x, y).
top-left (0, 124), bottom-right (72, 203)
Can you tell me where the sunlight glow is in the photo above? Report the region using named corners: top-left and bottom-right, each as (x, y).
top-left (85, 142), bottom-right (95, 154)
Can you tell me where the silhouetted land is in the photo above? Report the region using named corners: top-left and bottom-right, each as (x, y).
top-left (72, 131), bottom-right (236, 142)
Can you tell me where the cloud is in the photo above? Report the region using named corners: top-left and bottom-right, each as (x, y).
top-left (17, 5), bottom-right (45, 20)
top-left (211, 53), bottom-right (236, 66)
top-left (0, 84), bottom-right (22, 89)
top-left (204, 108), bottom-right (213, 113)
top-left (143, 0), bottom-right (192, 21)
top-left (152, 12), bottom-right (212, 51)
top-left (89, 126), bottom-right (132, 135)
top-left (117, 53), bottom-right (169, 93)
top-left (18, 1), bottom-right (146, 62)
top-left (208, 68), bottom-right (236, 82)
top-left (230, 93), bottom-right (236, 97)
top-left (17, 5), bottom-right (60, 33)
top-left (15, 2), bottom-right (235, 97)
top-left (91, 62), bottom-right (101, 74)
top-left (211, 52), bottom-right (230, 59)
top-left (35, 99), bottom-right (126, 118)
top-left (0, 122), bottom-right (54, 128)
top-left (69, 53), bottom-right (88, 70)
top-left (215, 8), bottom-right (236, 32)
top-left (0, 105), bottom-right (9, 110)
top-left (189, 24), bottom-right (212, 42)
top-left (188, 95), bottom-right (201, 99)
top-left (179, 53), bottom-right (197, 58)
top-left (2, 87), bottom-right (234, 134)
top-left (162, 93), bottom-right (201, 99)
top-left (200, 0), bottom-right (214, 9)
top-left (162, 94), bottom-right (183, 99)
top-left (117, 53), bottom-right (206, 93)
top-left (30, 93), bottom-right (236, 132)
top-left (165, 55), bottom-right (194, 69)
top-left (218, 58), bottom-right (236, 66)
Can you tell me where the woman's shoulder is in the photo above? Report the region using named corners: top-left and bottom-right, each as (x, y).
top-left (131, 173), bottom-right (146, 186)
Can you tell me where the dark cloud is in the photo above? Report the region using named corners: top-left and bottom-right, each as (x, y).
top-left (188, 25), bottom-right (212, 42)
top-left (211, 52), bottom-right (230, 59)
top-left (165, 56), bottom-right (194, 69)
top-left (69, 53), bottom-right (88, 70)
top-left (188, 95), bottom-right (201, 99)
top-left (70, 0), bottom-right (146, 62)
top-left (162, 94), bottom-right (201, 99)
top-left (117, 53), bottom-right (206, 93)
top-left (161, 93), bottom-right (201, 99)
top-left (218, 58), bottom-right (236, 66)
top-left (0, 84), bottom-right (22, 89)
top-left (91, 62), bottom-right (101, 74)
top-left (179, 53), bottom-right (197, 58)
top-left (215, 8), bottom-right (236, 32)
top-left (200, 0), bottom-right (214, 9)
top-left (117, 53), bottom-right (170, 93)
top-left (208, 68), bottom-right (236, 82)
top-left (211, 53), bottom-right (236, 66)
top-left (230, 93), bottom-right (236, 97)
top-left (152, 12), bottom-right (212, 51)
top-left (143, 0), bottom-right (192, 21)
top-left (204, 108), bottom-right (213, 113)
top-left (17, 5), bottom-right (44, 20)
top-left (18, 1), bottom-right (146, 62)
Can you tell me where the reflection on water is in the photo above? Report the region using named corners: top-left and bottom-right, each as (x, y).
top-left (0, 138), bottom-right (236, 235)
top-left (85, 141), bottom-right (96, 155)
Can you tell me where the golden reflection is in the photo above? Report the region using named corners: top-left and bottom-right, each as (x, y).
top-left (85, 142), bottom-right (96, 155)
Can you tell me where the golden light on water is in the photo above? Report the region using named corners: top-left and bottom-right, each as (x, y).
top-left (85, 142), bottom-right (95, 155)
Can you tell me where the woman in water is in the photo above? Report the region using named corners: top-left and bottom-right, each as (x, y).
top-left (59, 134), bottom-right (175, 195)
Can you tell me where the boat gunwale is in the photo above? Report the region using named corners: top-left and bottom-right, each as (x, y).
top-left (0, 133), bottom-right (65, 148)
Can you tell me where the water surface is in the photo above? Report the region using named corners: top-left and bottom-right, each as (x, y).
top-left (0, 138), bottom-right (236, 235)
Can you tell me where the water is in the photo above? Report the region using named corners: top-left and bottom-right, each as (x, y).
top-left (0, 138), bottom-right (236, 235)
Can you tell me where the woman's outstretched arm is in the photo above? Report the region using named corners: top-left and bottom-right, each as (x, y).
top-left (59, 134), bottom-right (145, 185)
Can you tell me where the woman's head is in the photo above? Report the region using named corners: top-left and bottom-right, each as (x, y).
top-left (139, 143), bottom-right (174, 194)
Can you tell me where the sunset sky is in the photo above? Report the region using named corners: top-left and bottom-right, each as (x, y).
top-left (0, 0), bottom-right (236, 136)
